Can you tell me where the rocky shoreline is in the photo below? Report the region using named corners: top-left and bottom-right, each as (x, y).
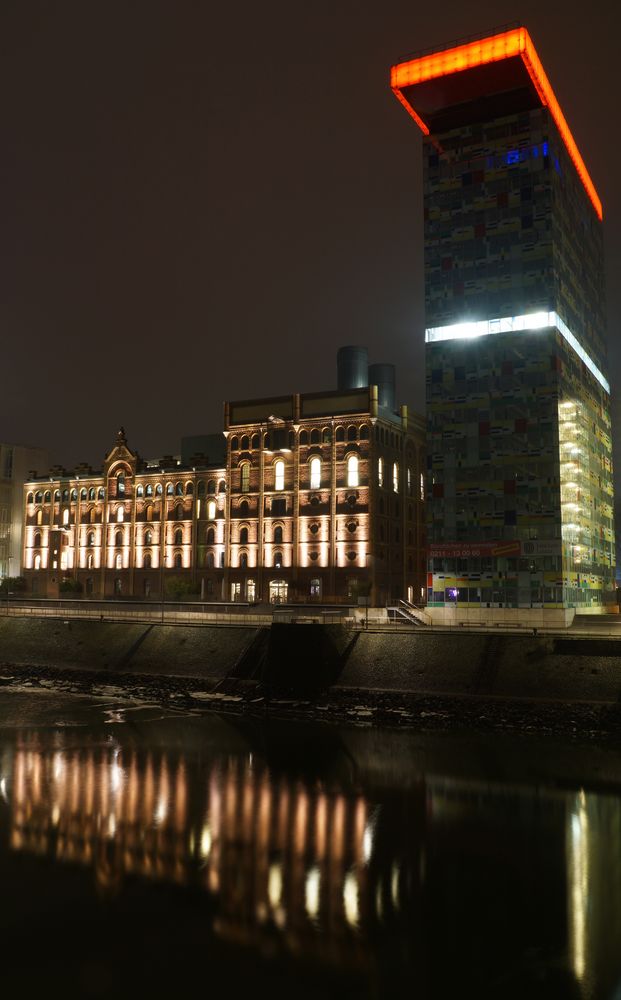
top-left (3, 661), bottom-right (621, 744)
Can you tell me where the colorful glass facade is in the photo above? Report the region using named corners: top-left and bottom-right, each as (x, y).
top-left (393, 28), bottom-right (615, 610)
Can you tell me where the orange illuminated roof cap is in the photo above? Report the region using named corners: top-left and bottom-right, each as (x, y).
top-left (390, 27), bottom-right (602, 220)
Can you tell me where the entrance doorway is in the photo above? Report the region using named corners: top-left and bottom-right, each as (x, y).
top-left (269, 580), bottom-right (288, 604)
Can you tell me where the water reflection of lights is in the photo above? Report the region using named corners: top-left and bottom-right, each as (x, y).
top-left (305, 866), bottom-right (321, 920)
top-left (268, 863), bottom-right (283, 909)
top-left (343, 870), bottom-right (359, 927)
top-left (569, 789), bottom-right (589, 984)
top-left (8, 739), bottom-right (382, 965)
top-left (200, 824), bottom-right (212, 858)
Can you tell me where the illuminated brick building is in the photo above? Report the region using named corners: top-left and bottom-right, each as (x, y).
top-left (21, 350), bottom-right (426, 605)
top-left (392, 26), bottom-right (615, 616)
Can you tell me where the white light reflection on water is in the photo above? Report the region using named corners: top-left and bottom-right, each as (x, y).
top-left (569, 789), bottom-right (590, 986)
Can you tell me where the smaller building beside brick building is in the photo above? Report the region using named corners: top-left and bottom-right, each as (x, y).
top-left (1, 442), bottom-right (49, 583)
top-left (21, 350), bottom-right (426, 605)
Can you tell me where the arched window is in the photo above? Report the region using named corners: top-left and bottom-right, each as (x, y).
top-left (175, 482), bottom-right (183, 496)
top-left (166, 483), bottom-right (174, 496)
top-left (251, 434), bottom-right (260, 449)
top-left (174, 528), bottom-right (183, 545)
top-left (274, 460), bottom-right (285, 491)
top-left (378, 457), bottom-right (384, 487)
top-left (206, 552), bottom-right (215, 568)
top-left (347, 455), bottom-right (359, 487)
top-left (87, 531), bottom-right (95, 546)
top-left (34, 555), bottom-right (41, 570)
top-left (87, 554), bottom-right (93, 570)
top-left (62, 489), bottom-right (69, 502)
top-left (115, 530), bottom-right (123, 547)
top-left (143, 529), bottom-right (151, 545)
top-left (174, 553), bottom-right (182, 569)
top-left (322, 427), bottom-right (331, 443)
top-left (240, 527), bottom-right (249, 545)
top-left (115, 553), bottom-right (123, 570)
top-left (310, 457), bottom-right (321, 490)
top-left (117, 472), bottom-right (125, 496)
top-left (207, 500), bottom-right (216, 520)
top-left (89, 487), bottom-right (96, 501)
top-left (274, 525), bottom-right (283, 544)
top-left (54, 490), bottom-right (60, 502)
top-left (240, 553), bottom-right (248, 569)
top-left (240, 462), bottom-right (250, 493)
top-left (34, 532), bottom-right (42, 548)
top-left (36, 510), bottom-right (43, 525)
top-left (347, 426), bottom-right (357, 442)
top-left (197, 481), bottom-right (206, 497)
top-left (117, 507), bottom-right (124, 523)
top-left (146, 504), bottom-right (153, 523)
top-left (186, 482), bottom-right (194, 495)
top-left (144, 553), bottom-right (152, 569)
top-left (310, 429), bottom-right (320, 445)
top-left (62, 509), bottom-right (69, 525)
top-left (154, 483), bottom-right (162, 496)
top-left (34, 491), bottom-right (42, 504)
top-left (44, 491), bottom-right (51, 503)
top-left (219, 480), bottom-right (226, 493)
top-left (146, 484), bottom-right (153, 497)
top-left (70, 489), bottom-right (77, 502)
top-left (206, 528), bottom-right (215, 544)
top-left (136, 485), bottom-right (144, 497)
top-left (335, 426), bottom-right (345, 442)
top-left (241, 435), bottom-right (249, 450)
top-left (360, 425), bottom-right (369, 440)
top-left (273, 551), bottom-right (283, 569)
top-left (239, 500), bottom-right (249, 517)
top-left (230, 436), bottom-right (239, 451)
top-left (393, 462), bottom-right (399, 493)
top-left (80, 488), bottom-right (87, 500)
top-left (114, 578), bottom-right (122, 595)
top-left (207, 480), bottom-right (216, 494)
top-left (175, 505), bottom-right (184, 520)
top-left (299, 430), bottom-right (308, 445)
top-left (98, 487), bottom-right (105, 500)
top-left (27, 492), bottom-right (34, 505)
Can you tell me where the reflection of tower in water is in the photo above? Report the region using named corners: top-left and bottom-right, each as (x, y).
top-left (566, 789), bottom-right (621, 1000)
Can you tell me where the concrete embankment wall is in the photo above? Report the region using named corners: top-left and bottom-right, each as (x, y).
top-left (0, 618), bottom-right (252, 679)
top-left (338, 632), bottom-right (621, 702)
top-left (1, 617), bottom-right (621, 704)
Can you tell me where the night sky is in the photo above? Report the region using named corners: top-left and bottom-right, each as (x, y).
top-left (2, 0), bottom-right (619, 473)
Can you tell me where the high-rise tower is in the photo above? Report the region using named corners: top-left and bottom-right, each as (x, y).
top-left (392, 26), bottom-right (615, 616)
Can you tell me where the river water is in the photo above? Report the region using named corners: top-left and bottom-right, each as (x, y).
top-left (0, 687), bottom-right (620, 999)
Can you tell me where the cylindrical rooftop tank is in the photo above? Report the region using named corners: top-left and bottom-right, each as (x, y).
top-left (337, 346), bottom-right (369, 390)
top-left (368, 363), bottom-right (396, 412)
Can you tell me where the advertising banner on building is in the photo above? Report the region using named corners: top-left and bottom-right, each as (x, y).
top-left (429, 541), bottom-right (522, 558)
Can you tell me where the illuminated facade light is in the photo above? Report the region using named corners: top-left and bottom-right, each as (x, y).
top-left (391, 26), bottom-right (602, 219)
top-left (426, 312), bottom-right (610, 393)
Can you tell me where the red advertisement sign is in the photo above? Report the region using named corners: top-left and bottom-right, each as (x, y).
top-left (429, 541), bottom-right (522, 558)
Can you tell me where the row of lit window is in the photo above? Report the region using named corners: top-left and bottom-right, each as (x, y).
top-left (240, 456), bottom-right (360, 493)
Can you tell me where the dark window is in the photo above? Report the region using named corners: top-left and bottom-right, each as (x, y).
top-left (240, 527), bottom-right (248, 544)
top-left (274, 526), bottom-right (283, 544)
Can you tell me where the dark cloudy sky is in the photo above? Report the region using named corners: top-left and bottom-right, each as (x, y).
top-left (1, 0), bottom-right (619, 470)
